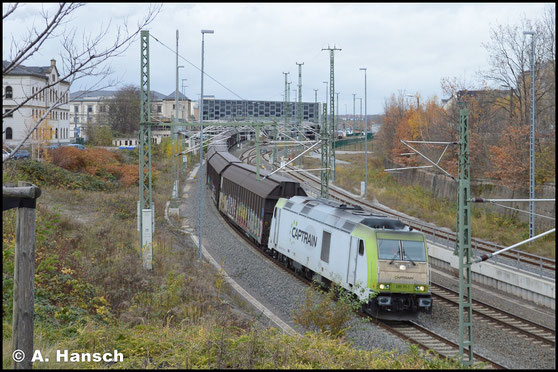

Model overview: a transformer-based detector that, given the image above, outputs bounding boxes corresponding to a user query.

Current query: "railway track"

[216,200,506,368]
[278,160,555,273]
[431,283,555,348]
[378,319,506,368]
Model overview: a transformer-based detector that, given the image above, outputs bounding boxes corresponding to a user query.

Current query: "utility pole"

[524,30,536,238]
[283,72,290,140]
[457,104,473,365]
[360,67,368,198]
[296,62,303,142]
[322,46,341,183]
[172,30,183,200]
[138,30,154,270]
[314,88,319,124]
[353,93,356,129]
[320,103,329,198]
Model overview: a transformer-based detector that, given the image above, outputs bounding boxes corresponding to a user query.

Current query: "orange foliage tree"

[48,147,139,187]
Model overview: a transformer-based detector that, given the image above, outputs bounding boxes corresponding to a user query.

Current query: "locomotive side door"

[272,207,281,248]
[347,236,358,286]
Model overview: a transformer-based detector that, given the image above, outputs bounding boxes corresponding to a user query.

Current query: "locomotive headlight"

[399,264,406,271]
[415,285,425,292]
[379,283,390,290]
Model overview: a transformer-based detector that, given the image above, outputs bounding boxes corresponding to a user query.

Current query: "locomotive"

[205,130,432,319]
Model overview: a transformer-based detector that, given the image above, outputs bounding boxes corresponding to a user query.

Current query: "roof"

[3,60,68,84]
[282,196,408,233]
[69,89,167,102]
[163,90,190,101]
[3,60,51,79]
[208,150,241,174]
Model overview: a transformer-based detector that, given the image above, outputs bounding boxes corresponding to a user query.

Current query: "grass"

[3,147,470,369]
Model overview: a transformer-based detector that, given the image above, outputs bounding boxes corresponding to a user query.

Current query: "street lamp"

[198,29,214,261]
[359,67,368,198]
[523,30,535,238]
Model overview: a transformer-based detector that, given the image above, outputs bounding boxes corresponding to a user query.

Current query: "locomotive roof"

[281,195,407,233]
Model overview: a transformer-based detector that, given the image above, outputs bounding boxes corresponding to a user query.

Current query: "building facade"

[69,90,193,141]
[3,59,71,147]
[200,97,320,122]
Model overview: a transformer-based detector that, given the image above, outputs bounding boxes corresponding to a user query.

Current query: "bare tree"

[2,2,162,161]
[480,5,555,132]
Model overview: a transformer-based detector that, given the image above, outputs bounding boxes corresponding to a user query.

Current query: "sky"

[3,2,553,115]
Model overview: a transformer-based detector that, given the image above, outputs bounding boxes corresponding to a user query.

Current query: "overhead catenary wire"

[150,33,247,102]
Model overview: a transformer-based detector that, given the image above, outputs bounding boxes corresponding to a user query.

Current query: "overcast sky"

[3,2,553,114]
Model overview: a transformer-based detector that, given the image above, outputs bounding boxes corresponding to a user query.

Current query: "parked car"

[12,149,31,160]
[62,143,86,150]
[46,144,61,149]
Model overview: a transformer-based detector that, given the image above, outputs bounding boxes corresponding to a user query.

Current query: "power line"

[150,33,247,102]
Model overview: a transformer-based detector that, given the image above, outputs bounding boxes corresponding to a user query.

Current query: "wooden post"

[3,182,41,369]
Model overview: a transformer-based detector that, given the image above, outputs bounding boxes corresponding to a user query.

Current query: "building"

[69,89,193,141]
[3,59,71,147]
[200,97,320,122]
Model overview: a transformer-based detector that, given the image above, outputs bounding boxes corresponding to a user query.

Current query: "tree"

[480,4,555,132]
[2,3,162,161]
[86,124,113,147]
[107,85,141,136]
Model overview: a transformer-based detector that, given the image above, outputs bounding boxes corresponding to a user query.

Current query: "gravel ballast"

[178,163,555,369]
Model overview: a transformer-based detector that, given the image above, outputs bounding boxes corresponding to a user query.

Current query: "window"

[358,240,365,256]
[378,239,401,261]
[87,105,92,113]
[5,86,13,99]
[377,239,426,262]
[5,127,13,139]
[320,231,331,263]
[5,109,13,118]
[401,240,427,262]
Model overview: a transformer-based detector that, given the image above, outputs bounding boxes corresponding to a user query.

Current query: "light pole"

[360,67,368,198]
[198,29,213,261]
[353,93,356,127]
[314,88,318,123]
[523,30,536,238]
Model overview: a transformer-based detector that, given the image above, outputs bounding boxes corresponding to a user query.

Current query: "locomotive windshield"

[378,239,426,262]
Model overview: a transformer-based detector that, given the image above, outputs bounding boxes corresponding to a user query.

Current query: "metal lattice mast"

[282,72,289,160]
[457,106,473,365]
[320,103,329,198]
[322,46,341,183]
[139,30,153,270]
[524,31,536,238]
[296,62,303,141]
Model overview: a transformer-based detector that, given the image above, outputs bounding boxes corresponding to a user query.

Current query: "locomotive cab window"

[358,240,364,256]
[378,239,400,260]
[401,240,427,262]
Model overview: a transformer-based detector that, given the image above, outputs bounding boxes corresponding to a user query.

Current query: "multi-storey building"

[200,96,320,122]
[2,59,71,147]
[69,90,193,141]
